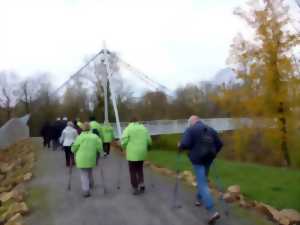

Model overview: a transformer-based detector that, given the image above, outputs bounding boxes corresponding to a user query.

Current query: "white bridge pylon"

[102,42,123,140]
[53,42,172,135]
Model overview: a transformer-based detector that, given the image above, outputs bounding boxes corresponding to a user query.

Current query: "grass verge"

[147,149,300,211]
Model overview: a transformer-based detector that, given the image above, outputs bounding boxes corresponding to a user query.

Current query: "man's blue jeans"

[193,164,214,212]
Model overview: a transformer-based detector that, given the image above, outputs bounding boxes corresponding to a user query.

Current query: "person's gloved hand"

[177,142,183,154]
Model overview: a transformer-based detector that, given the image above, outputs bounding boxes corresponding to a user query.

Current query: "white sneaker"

[195,201,202,207]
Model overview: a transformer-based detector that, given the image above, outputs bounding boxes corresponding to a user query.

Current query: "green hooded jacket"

[71,131,103,168]
[101,123,115,143]
[90,121,102,136]
[121,122,152,161]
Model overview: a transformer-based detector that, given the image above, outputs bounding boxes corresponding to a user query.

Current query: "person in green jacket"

[89,116,102,136]
[101,122,115,156]
[121,117,152,195]
[71,122,103,197]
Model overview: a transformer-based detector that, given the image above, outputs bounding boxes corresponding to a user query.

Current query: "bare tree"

[0,71,19,120]
[19,76,40,113]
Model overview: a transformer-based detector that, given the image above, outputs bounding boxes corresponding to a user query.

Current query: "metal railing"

[111,118,255,137]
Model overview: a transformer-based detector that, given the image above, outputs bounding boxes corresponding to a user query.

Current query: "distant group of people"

[40,116,116,196]
[40,117,70,150]
[40,114,223,224]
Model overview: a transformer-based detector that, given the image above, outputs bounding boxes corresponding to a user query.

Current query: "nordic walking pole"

[147,147,155,188]
[98,156,107,194]
[67,155,73,191]
[172,152,182,209]
[116,143,123,190]
[211,161,230,217]
[116,161,122,190]
[147,166,155,189]
[212,161,258,225]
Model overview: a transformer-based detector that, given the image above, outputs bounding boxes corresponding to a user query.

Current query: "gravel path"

[26,139,273,225]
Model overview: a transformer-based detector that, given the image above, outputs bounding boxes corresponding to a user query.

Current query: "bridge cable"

[51,49,103,96]
[118,58,173,96]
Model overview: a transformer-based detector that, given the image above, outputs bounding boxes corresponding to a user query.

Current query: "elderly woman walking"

[121,117,152,195]
[60,121,78,167]
[71,122,103,197]
[101,122,115,157]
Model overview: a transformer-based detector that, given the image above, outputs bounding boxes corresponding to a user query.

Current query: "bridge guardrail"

[111,118,262,138]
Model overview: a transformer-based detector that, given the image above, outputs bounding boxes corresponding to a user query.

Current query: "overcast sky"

[0,0,298,91]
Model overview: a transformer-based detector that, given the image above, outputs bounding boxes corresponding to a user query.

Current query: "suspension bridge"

[50,42,254,137]
[0,42,256,147]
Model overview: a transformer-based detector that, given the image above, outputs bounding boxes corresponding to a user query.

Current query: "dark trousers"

[64,146,74,167]
[128,161,144,189]
[103,143,110,155]
[52,139,60,151]
[43,136,51,148]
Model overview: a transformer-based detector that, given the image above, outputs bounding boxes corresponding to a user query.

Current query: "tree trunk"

[278,102,291,166]
[6,108,11,120]
[5,97,11,120]
[25,100,30,113]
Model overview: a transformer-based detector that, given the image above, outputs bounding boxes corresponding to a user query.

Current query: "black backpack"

[197,127,217,160]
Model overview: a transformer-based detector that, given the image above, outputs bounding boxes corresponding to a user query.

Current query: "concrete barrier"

[0,115,30,150]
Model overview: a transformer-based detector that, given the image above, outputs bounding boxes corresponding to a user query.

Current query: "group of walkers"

[41,117,116,196]
[40,117,74,150]
[41,114,223,224]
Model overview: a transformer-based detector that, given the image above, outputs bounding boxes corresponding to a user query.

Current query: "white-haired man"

[179,115,223,224]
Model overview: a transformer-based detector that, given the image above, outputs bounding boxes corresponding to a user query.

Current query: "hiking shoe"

[195,201,202,207]
[208,212,220,225]
[82,191,91,198]
[132,188,140,195]
[139,185,146,194]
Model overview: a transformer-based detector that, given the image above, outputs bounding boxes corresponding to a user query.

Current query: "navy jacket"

[179,121,223,165]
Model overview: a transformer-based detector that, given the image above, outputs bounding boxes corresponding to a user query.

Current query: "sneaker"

[208,212,220,225]
[82,191,91,198]
[195,201,202,207]
[132,188,140,195]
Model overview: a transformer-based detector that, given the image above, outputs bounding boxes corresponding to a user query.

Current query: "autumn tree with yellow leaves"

[221,0,300,166]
